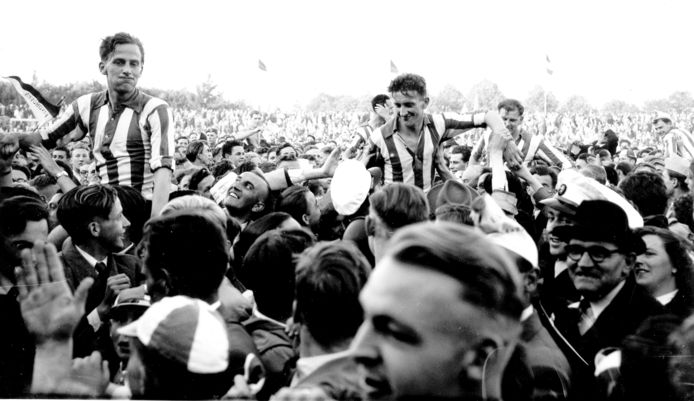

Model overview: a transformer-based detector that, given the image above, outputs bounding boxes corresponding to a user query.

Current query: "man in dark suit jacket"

[552,200,664,400]
[56,185,140,358]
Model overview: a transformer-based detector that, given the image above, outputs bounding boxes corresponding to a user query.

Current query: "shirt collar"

[656,289,678,305]
[98,89,145,114]
[569,280,625,320]
[74,245,107,269]
[521,305,534,322]
[383,114,431,138]
[293,350,353,384]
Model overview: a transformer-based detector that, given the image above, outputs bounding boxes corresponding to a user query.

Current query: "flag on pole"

[390,60,399,74]
[258,59,267,72]
[2,76,60,123]
[545,55,553,75]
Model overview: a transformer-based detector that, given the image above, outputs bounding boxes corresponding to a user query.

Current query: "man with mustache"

[552,200,664,400]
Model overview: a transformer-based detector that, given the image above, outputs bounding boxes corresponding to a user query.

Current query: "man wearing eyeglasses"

[552,199,664,400]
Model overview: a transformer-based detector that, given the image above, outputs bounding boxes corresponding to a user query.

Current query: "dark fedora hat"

[553,200,645,254]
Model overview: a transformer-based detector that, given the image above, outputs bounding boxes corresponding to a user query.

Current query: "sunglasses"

[565,244,620,263]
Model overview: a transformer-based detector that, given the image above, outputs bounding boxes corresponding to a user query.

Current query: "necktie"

[86,261,109,313]
[578,298,595,335]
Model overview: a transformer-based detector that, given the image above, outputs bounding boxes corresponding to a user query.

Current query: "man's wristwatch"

[54,171,69,180]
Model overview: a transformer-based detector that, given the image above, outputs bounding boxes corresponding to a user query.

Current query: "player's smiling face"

[392,91,428,130]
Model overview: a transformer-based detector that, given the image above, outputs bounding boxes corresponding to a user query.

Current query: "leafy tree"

[602,99,639,114]
[667,91,694,113]
[467,80,504,110]
[306,93,362,113]
[429,84,465,112]
[525,86,559,113]
[560,95,593,114]
[196,75,224,109]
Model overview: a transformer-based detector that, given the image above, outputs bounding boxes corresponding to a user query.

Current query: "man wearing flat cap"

[552,200,664,400]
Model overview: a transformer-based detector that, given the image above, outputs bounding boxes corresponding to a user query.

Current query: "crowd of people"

[5,31,694,400]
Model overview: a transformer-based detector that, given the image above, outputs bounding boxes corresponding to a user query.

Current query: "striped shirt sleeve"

[440,112,487,141]
[147,103,175,171]
[40,97,87,148]
[664,133,677,159]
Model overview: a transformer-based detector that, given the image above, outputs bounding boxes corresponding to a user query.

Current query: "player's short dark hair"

[99,32,145,63]
[497,99,525,116]
[388,73,427,97]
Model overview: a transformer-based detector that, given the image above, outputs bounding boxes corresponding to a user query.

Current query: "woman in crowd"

[634,226,694,319]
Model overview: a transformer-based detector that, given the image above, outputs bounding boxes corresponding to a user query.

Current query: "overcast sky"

[2,0,693,109]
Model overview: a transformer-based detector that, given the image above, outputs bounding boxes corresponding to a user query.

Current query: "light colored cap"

[541,169,643,229]
[118,296,230,374]
[665,155,690,177]
[330,160,371,216]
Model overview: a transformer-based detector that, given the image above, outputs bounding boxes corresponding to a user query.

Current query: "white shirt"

[291,350,353,386]
[568,280,626,331]
[75,245,108,331]
[554,259,569,278]
[521,305,534,322]
[656,289,678,306]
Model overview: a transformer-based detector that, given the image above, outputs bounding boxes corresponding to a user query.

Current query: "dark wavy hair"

[295,241,371,347]
[239,228,315,322]
[635,226,694,318]
[388,73,427,97]
[185,141,207,163]
[142,211,228,302]
[57,185,118,243]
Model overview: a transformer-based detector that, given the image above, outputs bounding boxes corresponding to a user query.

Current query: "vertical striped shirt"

[369,112,486,192]
[40,90,174,197]
[663,127,694,160]
[472,128,573,168]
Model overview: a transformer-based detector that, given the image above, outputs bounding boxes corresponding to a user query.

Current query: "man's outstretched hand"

[17,241,93,343]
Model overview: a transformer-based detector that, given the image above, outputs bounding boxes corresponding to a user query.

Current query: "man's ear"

[422,96,430,108]
[523,268,541,297]
[98,61,106,75]
[88,221,101,238]
[251,201,265,213]
[301,213,310,226]
[460,334,519,401]
[365,216,376,237]
[623,253,636,276]
[149,268,171,302]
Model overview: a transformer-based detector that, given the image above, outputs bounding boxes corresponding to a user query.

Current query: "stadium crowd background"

[3,79,694,152]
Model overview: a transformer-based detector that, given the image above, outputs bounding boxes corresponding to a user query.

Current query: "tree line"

[2,76,694,115]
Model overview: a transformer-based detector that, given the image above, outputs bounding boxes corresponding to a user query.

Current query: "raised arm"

[16,241,106,396]
[29,145,77,193]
